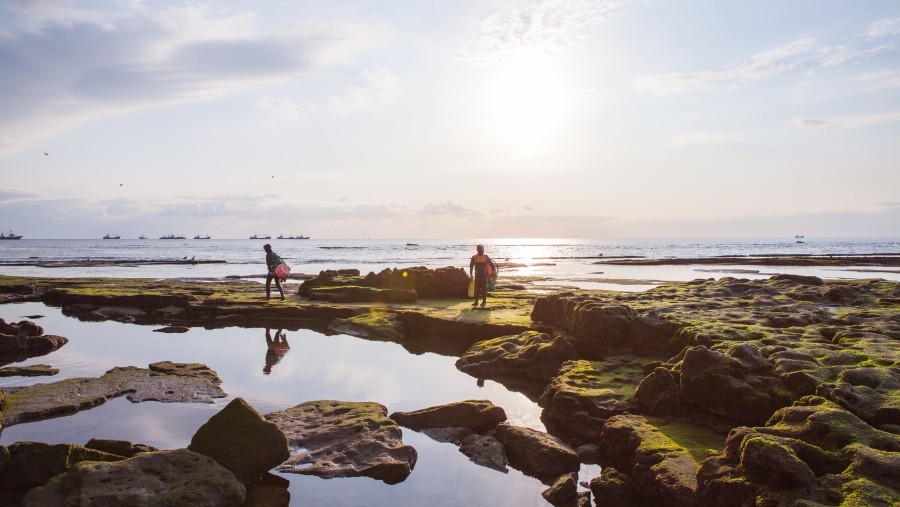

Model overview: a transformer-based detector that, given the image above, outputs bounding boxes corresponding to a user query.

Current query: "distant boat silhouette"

[250,234,272,239]
[103,233,120,239]
[160,234,186,240]
[795,235,804,238]
[139,235,148,239]
[277,234,310,239]
[0,230,23,240]
[194,234,211,240]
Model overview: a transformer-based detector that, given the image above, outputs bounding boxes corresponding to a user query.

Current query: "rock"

[189,398,290,485]
[329,311,405,341]
[542,473,578,504]
[493,423,579,483]
[455,331,579,382]
[634,366,680,416]
[267,400,418,484]
[299,266,469,299]
[598,414,700,507]
[1,362,226,427]
[390,400,507,433]
[677,346,780,426]
[0,442,124,496]
[590,467,633,507]
[20,448,246,507]
[740,435,817,490]
[84,439,157,458]
[540,358,645,443]
[0,364,58,377]
[459,433,508,471]
[244,484,290,507]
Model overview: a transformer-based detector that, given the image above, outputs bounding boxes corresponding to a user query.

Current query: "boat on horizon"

[250,234,272,240]
[139,235,148,239]
[160,234,186,240]
[277,234,310,239]
[194,234,211,240]
[103,233,121,240]
[0,230,23,240]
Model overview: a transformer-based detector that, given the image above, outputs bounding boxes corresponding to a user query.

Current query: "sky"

[1,0,899,239]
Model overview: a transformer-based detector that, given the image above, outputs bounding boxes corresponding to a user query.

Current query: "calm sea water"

[0,239,897,505]
[1,237,898,290]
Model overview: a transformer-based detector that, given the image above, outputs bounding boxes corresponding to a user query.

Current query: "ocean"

[1,237,898,290]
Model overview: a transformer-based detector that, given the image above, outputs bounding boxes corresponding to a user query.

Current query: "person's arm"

[469,256,475,277]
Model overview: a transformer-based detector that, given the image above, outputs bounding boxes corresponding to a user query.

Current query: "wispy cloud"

[255,68,406,122]
[417,201,480,217]
[458,0,632,65]
[633,39,816,95]
[0,3,371,152]
[867,17,900,38]
[855,69,900,89]
[819,44,894,67]
[667,133,744,147]
[794,111,900,129]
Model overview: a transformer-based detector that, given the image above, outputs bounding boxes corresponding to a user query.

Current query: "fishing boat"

[103,233,121,239]
[250,234,272,240]
[194,234,211,240]
[0,230,23,240]
[139,235,148,239]
[160,234,186,240]
[277,234,310,239]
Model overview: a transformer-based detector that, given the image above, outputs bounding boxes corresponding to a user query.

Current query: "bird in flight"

[44,152,49,156]
[119,183,123,186]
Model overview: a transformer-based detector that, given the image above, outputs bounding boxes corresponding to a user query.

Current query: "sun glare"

[488,52,568,153]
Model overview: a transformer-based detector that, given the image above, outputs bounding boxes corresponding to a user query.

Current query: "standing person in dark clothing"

[263,243,285,299]
[469,244,498,307]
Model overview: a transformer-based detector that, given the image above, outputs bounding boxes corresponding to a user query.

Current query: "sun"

[487,52,568,153]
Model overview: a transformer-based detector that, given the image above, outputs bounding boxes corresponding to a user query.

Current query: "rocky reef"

[0,271,897,506]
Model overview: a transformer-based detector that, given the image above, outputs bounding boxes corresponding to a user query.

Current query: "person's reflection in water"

[477,378,485,388]
[264,327,290,375]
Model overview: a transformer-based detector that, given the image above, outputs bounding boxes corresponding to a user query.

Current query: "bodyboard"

[467,278,475,298]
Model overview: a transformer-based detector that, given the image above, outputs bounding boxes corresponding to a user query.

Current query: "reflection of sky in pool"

[0,302,569,506]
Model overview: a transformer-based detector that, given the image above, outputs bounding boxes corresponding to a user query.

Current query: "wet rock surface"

[390,399,507,433]
[1,362,225,427]
[455,330,579,382]
[0,364,58,377]
[188,397,290,486]
[493,423,580,483]
[0,318,68,367]
[20,448,246,507]
[266,400,418,484]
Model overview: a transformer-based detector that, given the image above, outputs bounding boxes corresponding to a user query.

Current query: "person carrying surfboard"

[469,244,498,307]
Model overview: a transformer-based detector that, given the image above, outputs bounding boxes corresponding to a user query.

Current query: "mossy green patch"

[653,421,728,462]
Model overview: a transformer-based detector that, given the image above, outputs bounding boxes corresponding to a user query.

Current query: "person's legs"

[474,271,486,306]
[265,273,273,299]
[274,276,285,298]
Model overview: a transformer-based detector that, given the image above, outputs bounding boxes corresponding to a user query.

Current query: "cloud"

[325,69,406,115]
[255,68,405,122]
[792,118,829,127]
[855,69,900,89]
[417,201,480,217]
[633,39,817,95]
[458,0,632,65]
[0,3,367,152]
[867,17,900,38]
[0,189,41,202]
[820,44,894,67]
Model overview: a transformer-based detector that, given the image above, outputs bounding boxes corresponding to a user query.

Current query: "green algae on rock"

[266,400,418,484]
[1,362,225,427]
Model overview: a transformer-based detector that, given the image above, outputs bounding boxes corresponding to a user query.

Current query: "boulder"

[267,400,418,484]
[634,367,680,416]
[189,398,290,485]
[0,442,124,497]
[390,400,507,433]
[589,467,633,507]
[542,473,578,504]
[0,364,58,377]
[455,331,579,382]
[739,435,817,490]
[20,449,246,507]
[299,266,469,299]
[459,434,508,471]
[599,415,700,507]
[493,423,579,483]
[540,358,644,443]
